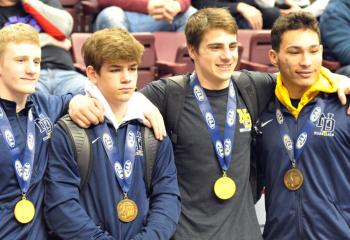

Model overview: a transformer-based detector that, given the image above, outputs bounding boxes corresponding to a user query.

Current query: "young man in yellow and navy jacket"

[255,12,350,239]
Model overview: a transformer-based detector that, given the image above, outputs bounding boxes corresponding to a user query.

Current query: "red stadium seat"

[154,32,190,77]
[237,30,278,72]
[132,33,158,89]
[70,32,90,72]
[322,59,341,72]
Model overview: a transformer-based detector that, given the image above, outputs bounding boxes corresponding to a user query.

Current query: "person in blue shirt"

[44,28,181,240]
[320,0,350,77]
[0,23,107,240]
[255,12,350,239]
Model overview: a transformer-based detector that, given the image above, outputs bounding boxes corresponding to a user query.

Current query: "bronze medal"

[284,167,304,191]
[14,197,35,224]
[214,175,236,200]
[117,198,138,222]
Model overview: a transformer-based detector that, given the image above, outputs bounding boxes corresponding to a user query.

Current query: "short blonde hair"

[0,23,40,58]
[82,28,144,73]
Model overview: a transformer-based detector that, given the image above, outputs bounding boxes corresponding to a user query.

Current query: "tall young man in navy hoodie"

[44,28,181,240]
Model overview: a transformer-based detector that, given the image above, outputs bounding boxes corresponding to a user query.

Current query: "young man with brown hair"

[141,7,276,239]
[255,12,350,239]
[44,28,181,240]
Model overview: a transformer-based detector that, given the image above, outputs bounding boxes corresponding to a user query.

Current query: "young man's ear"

[268,49,278,67]
[187,44,197,62]
[86,65,98,84]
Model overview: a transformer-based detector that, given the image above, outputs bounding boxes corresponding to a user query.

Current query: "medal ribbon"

[275,98,325,165]
[190,74,237,171]
[0,106,35,193]
[99,123,139,194]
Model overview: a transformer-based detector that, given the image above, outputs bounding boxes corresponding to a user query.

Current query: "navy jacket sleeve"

[132,137,181,240]
[44,125,115,240]
[248,71,276,116]
[31,92,72,122]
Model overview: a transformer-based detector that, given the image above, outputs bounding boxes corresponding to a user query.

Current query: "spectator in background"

[274,0,329,18]
[191,0,280,29]
[0,0,88,95]
[320,0,350,77]
[93,0,197,32]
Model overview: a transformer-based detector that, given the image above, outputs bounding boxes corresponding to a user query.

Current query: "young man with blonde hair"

[0,23,104,239]
[44,28,181,240]
[0,0,89,95]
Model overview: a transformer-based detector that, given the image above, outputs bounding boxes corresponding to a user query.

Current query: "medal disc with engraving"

[214,176,236,200]
[284,168,304,191]
[117,198,138,222]
[14,198,35,224]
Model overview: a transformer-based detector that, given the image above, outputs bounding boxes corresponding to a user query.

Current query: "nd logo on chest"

[34,114,53,141]
[314,112,336,137]
[309,106,336,137]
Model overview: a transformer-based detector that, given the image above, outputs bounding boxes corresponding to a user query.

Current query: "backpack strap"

[163,74,188,144]
[233,70,275,203]
[234,70,276,124]
[57,115,92,191]
[233,71,259,124]
[142,126,160,196]
[232,71,260,203]
[57,116,161,196]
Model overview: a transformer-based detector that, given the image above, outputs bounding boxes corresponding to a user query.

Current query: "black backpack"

[57,115,159,195]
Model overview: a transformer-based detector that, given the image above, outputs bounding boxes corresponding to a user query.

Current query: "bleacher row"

[70,30,342,90]
[61,0,342,89]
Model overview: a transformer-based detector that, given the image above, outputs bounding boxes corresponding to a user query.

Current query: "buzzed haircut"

[0,23,40,58]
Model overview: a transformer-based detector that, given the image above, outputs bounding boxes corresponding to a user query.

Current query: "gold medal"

[117,196,138,223]
[284,167,304,191]
[214,172,236,200]
[14,195,35,224]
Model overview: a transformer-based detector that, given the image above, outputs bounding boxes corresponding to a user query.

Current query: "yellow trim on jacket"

[275,67,338,118]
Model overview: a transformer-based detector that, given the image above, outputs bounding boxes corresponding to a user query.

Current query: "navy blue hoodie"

[0,93,71,240]
[45,120,181,240]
